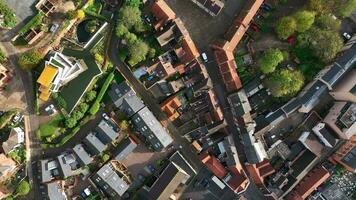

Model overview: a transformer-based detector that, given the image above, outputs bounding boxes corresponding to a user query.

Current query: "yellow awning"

[37,65,58,88]
[39,92,51,101]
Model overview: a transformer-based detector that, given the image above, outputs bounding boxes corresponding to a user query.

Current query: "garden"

[0,0,16,28]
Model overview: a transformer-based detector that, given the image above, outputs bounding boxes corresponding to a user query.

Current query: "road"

[108,34,203,171]
[0,28,41,199]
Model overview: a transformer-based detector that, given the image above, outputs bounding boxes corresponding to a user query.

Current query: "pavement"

[5,0,37,22]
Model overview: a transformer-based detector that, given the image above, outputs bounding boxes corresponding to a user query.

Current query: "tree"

[127,40,149,66]
[14,180,30,197]
[77,10,85,20]
[315,14,341,31]
[101,153,110,162]
[118,6,142,30]
[305,0,328,14]
[66,10,76,20]
[147,48,156,59]
[115,23,128,37]
[293,10,316,32]
[275,16,297,39]
[85,20,99,33]
[124,32,137,44]
[119,120,129,130]
[94,53,104,64]
[259,49,284,74]
[85,90,97,102]
[72,110,84,121]
[298,28,343,62]
[18,50,43,70]
[78,103,89,114]
[65,118,77,128]
[336,0,356,18]
[266,69,304,97]
[124,0,141,7]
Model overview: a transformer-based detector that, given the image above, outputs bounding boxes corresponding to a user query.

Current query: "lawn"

[37,114,64,139]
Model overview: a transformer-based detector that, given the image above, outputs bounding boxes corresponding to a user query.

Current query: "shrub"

[0,110,17,129]
[18,50,43,70]
[0,48,5,64]
[0,0,17,28]
[53,94,67,109]
[65,117,77,128]
[14,180,30,197]
[89,101,100,115]
[85,90,97,102]
[66,10,77,20]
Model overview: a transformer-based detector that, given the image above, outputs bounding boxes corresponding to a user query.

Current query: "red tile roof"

[201,152,228,179]
[246,159,275,186]
[286,166,330,200]
[227,166,249,193]
[150,0,176,30]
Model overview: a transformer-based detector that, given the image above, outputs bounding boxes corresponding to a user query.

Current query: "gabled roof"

[114,137,137,161]
[57,153,77,178]
[201,152,228,179]
[96,120,119,144]
[46,182,67,200]
[109,81,135,108]
[72,144,93,166]
[83,132,106,155]
[120,95,145,118]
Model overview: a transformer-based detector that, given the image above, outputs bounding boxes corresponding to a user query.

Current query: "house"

[285,166,330,200]
[188,89,224,126]
[37,51,85,101]
[23,28,44,45]
[169,151,197,178]
[190,0,225,16]
[108,81,136,108]
[298,132,325,157]
[2,127,24,154]
[35,0,56,16]
[120,95,145,118]
[182,60,209,90]
[43,181,67,200]
[211,0,264,93]
[83,132,106,155]
[72,144,93,166]
[0,154,16,181]
[201,152,228,179]
[57,153,79,179]
[131,106,173,151]
[228,89,252,124]
[142,162,190,200]
[114,137,137,162]
[90,161,131,198]
[160,96,182,121]
[312,123,339,148]
[329,69,356,102]
[147,54,176,79]
[329,135,356,173]
[96,120,119,145]
[324,102,356,139]
[246,159,275,186]
[150,0,176,30]
[40,159,60,183]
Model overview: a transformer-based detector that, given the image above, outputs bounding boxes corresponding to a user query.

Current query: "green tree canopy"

[119,120,129,130]
[18,50,43,70]
[15,180,30,197]
[336,0,356,18]
[85,90,97,102]
[115,23,129,37]
[266,69,304,97]
[298,28,343,62]
[315,14,341,31]
[259,49,284,74]
[118,6,143,31]
[127,40,149,66]
[124,0,141,7]
[305,0,330,14]
[293,10,316,32]
[66,10,77,20]
[275,16,297,39]
[65,118,77,128]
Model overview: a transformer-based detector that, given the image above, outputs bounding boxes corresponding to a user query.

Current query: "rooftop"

[72,144,93,166]
[114,137,137,162]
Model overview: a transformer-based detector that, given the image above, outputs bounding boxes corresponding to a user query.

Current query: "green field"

[37,114,64,139]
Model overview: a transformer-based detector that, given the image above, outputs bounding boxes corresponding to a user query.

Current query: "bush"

[101,153,110,162]
[0,48,5,64]
[96,72,115,102]
[14,180,30,197]
[85,90,97,102]
[66,10,77,20]
[65,117,77,129]
[18,12,44,35]
[0,0,17,28]
[18,50,43,70]
[0,110,17,129]
[89,101,100,115]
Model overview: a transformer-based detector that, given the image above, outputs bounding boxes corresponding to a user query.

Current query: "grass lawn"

[37,114,64,139]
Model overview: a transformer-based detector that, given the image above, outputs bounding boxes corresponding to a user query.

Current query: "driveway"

[5,0,37,22]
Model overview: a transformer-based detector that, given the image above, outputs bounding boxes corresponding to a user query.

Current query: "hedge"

[89,72,114,115]
[18,12,44,36]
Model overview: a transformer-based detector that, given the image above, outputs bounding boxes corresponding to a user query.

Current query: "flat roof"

[341,147,356,170]
[37,65,58,87]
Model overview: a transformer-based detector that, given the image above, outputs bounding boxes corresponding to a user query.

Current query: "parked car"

[45,104,57,115]
[102,113,110,120]
[147,164,156,173]
[343,32,351,40]
[201,53,208,62]
[49,24,59,33]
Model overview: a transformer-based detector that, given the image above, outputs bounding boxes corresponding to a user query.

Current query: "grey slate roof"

[72,144,93,166]
[91,162,130,197]
[57,153,77,178]
[96,120,119,144]
[46,182,66,200]
[281,98,301,116]
[243,78,264,97]
[109,81,135,107]
[240,129,261,164]
[228,90,251,117]
[114,137,137,161]
[83,132,106,155]
[341,147,356,170]
[169,151,197,179]
[120,95,145,118]
[40,159,59,183]
[132,106,173,151]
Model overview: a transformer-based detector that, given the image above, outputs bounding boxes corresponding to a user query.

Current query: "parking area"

[5,0,37,22]
[121,143,168,178]
[165,0,243,51]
